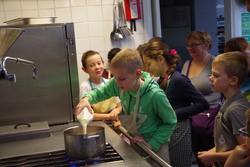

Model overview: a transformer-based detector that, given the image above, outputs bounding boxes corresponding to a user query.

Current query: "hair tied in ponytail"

[170,49,177,56]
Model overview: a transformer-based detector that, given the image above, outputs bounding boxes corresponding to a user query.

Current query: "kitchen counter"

[0,121,151,167]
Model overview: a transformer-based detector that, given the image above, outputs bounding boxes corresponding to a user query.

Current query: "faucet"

[0,56,37,82]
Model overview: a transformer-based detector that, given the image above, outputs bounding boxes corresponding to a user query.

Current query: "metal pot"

[63,125,106,160]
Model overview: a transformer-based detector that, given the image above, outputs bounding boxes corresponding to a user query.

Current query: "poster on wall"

[242,13,250,43]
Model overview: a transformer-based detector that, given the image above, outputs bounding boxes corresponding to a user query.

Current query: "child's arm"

[225,144,250,167]
[75,97,92,116]
[147,92,177,151]
[198,140,245,167]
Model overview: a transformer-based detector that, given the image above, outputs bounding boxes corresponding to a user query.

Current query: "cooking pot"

[63,125,106,160]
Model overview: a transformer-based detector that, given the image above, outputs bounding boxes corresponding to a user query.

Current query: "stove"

[0,143,123,167]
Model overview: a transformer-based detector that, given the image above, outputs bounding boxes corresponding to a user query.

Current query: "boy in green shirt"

[75,49,177,165]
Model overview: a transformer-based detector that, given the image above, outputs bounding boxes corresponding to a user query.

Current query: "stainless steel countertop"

[0,121,151,167]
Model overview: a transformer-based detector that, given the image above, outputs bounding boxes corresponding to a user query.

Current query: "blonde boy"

[198,52,250,167]
[75,49,177,165]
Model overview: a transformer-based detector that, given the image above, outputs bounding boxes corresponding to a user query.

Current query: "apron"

[118,79,170,166]
[89,78,117,113]
[118,80,141,136]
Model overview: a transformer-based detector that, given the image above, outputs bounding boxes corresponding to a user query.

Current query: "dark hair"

[81,50,102,68]
[107,48,121,61]
[224,37,249,54]
[143,41,181,90]
[148,37,166,44]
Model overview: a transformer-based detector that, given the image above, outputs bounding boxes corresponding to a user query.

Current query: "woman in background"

[181,30,221,167]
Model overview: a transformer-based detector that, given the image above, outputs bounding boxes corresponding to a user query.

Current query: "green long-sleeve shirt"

[84,72,177,151]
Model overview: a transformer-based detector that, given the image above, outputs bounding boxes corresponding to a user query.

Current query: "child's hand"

[108,108,120,121]
[132,135,152,149]
[225,144,250,167]
[197,151,215,167]
[74,97,92,117]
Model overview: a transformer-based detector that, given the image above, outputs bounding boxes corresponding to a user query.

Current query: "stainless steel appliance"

[0,23,79,127]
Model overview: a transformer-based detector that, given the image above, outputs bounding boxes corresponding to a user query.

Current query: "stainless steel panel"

[0,121,152,167]
[0,23,79,126]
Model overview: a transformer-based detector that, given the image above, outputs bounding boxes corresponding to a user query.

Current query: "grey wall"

[194,0,219,56]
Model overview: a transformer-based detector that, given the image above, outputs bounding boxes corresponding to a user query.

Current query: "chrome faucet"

[0,56,37,82]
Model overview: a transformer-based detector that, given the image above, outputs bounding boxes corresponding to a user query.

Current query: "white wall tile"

[130,18,144,34]
[102,5,112,21]
[22,10,39,17]
[3,0,21,11]
[102,0,113,5]
[0,0,5,11]
[38,0,54,9]
[39,9,56,17]
[55,8,72,23]
[86,0,101,6]
[103,20,113,36]
[88,22,104,37]
[89,37,105,52]
[5,10,22,21]
[21,0,38,10]
[0,0,147,86]
[71,7,87,22]
[74,22,89,38]
[54,0,70,8]
[76,38,90,54]
[70,0,86,7]
[87,6,102,21]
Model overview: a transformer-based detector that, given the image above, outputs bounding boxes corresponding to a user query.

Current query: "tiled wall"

[0,0,147,85]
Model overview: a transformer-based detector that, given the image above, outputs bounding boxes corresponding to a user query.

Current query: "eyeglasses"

[186,43,202,49]
[239,127,250,137]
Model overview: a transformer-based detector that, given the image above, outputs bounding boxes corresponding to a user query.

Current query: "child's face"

[209,64,232,92]
[111,68,141,92]
[143,55,165,77]
[83,54,104,78]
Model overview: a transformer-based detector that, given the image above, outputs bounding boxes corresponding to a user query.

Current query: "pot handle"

[14,123,31,129]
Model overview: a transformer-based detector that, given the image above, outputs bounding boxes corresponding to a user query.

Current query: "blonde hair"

[186,30,213,50]
[110,49,142,73]
[212,51,248,86]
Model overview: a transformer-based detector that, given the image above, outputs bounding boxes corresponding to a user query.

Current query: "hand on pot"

[132,136,152,150]
[74,97,93,116]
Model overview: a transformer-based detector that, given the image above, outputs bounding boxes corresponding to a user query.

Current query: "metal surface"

[0,121,50,143]
[0,28,23,58]
[0,143,124,166]
[64,125,106,160]
[118,125,172,167]
[1,56,37,82]
[0,121,152,167]
[0,23,79,126]
[4,17,57,25]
